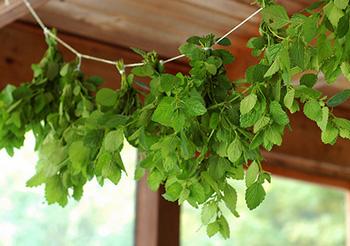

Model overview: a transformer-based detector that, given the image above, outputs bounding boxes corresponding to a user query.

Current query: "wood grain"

[0,0,47,28]
[19,0,316,58]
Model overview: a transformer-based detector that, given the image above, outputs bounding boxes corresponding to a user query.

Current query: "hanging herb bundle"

[1,0,350,239]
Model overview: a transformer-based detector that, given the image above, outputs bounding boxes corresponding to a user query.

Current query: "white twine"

[21,0,262,73]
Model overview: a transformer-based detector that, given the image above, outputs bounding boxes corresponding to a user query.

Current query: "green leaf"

[206,222,220,238]
[205,63,217,75]
[209,112,219,129]
[227,139,243,163]
[245,161,259,187]
[131,64,154,77]
[334,0,349,10]
[208,156,228,180]
[45,175,68,207]
[102,160,121,185]
[262,5,289,30]
[201,171,220,193]
[240,94,257,115]
[304,100,322,121]
[201,202,217,225]
[72,185,84,201]
[163,181,183,202]
[103,129,124,152]
[254,116,270,133]
[223,184,238,215]
[264,125,283,146]
[264,59,280,77]
[284,88,295,110]
[324,2,344,27]
[96,88,118,107]
[0,84,15,105]
[300,74,318,88]
[341,62,350,80]
[68,141,90,173]
[245,182,266,210]
[246,64,269,83]
[303,15,318,43]
[134,165,145,181]
[96,152,112,176]
[289,38,305,69]
[217,37,231,46]
[183,97,207,117]
[333,117,350,130]
[160,74,178,95]
[218,216,230,239]
[212,49,235,64]
[152,97,184,130]
[147,170,163,191]
[321,123,339,144]
[317,107,329,132]
[60,63,70,76]
[270,101,289,125]
[190,182,206,204]
[179,43,205,60]
[327,89,350,107]
[337,14,349,38]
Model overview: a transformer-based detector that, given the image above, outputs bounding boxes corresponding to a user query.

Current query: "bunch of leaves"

[247,0,350,147]
[126,0,350,238]
[2,0,350,240]
[122,34,271,239]
[26,57,141,206]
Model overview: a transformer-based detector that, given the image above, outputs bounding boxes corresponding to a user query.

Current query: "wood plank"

[20,0,315,58]
[21,0,259,58]
[263,152,350,189]
[0,0,47,28]
[263,108,350,189]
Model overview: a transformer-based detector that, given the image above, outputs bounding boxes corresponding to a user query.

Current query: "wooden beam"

[263,108,350,189]
[21,0,257,58]
[347,192,350,246]
[0,0,47,28]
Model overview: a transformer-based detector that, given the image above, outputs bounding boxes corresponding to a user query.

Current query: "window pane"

[0,133,137,246]
[181,176,346,246]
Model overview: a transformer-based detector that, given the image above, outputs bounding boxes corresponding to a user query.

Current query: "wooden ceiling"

[21,0,314,58]
[20,0,349,90]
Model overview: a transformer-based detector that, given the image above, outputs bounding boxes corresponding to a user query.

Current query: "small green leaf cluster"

[1,0,350,239]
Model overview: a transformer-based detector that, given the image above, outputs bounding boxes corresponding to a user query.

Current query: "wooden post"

[347,192,350,246]
[135,176,180,246]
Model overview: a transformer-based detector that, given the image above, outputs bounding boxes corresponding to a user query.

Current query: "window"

[181,176,346,246]
[0,133,137,246]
